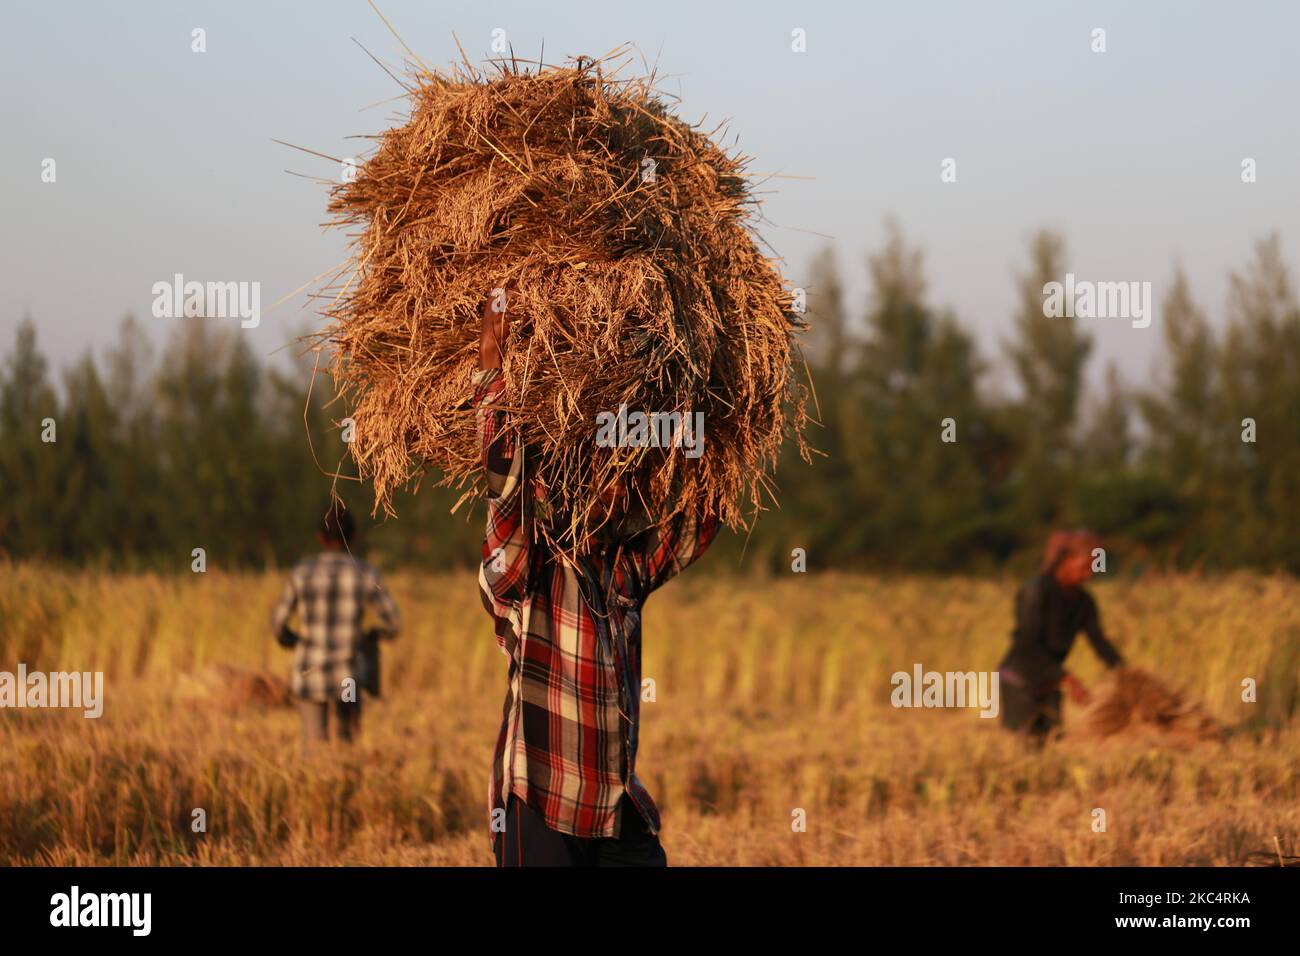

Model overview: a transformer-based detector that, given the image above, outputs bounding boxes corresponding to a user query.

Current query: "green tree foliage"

[1004,230,1094,528]
[1214,235,1300,567]
[850,223,989,568]
[0,320,62,556]
[1,227,1298,573]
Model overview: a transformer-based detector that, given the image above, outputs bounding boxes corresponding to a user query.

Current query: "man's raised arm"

[638,503,720,595]
[474,286,530,614]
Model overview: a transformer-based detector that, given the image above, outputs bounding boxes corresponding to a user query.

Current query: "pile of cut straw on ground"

[173,665,291,714]
[324,51,809,545]
[1078,666,1223,745]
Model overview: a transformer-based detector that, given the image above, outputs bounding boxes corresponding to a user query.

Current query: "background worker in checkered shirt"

[271,502,401,747]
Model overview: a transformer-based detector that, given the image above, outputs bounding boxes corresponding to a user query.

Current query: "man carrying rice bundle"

[325,55,807,865]
[997,530,1125,744]
[474,289,717,866]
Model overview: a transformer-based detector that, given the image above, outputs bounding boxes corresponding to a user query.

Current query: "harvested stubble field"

[2,564,1297,866]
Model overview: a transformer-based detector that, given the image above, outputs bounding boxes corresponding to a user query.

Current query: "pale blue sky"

[2,0,1297,389]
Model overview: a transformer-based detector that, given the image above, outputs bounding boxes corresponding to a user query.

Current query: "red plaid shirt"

[472,368,718,842]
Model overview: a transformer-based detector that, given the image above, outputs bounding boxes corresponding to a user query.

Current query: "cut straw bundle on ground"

[173,665,292,714]
[324,51,809,545]
[1076,666,1223,745]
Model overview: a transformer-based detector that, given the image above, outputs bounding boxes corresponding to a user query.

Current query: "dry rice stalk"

[322,50,810,549]
[173,665,292,713]
[1077,665,1223,745]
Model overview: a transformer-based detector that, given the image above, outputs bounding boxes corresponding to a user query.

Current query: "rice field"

[1,564,1297,866]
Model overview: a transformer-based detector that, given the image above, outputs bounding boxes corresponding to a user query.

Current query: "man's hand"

[479,285,513,370]
[1061,673,1091,705]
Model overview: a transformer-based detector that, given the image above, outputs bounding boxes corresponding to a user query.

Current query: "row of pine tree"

[1,225,1297,573]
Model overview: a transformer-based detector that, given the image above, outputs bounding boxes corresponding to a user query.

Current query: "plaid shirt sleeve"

[473,367,531,616]
[363,567,402,639]
[638,504,720,594]
[270,575,299,648]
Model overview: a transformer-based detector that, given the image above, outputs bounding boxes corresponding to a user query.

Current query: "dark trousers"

[1001,684,1061,743]
[297,697,362,747]
[494,794,668,867]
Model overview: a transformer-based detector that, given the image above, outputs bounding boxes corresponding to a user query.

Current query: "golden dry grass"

[1,564,1296,866]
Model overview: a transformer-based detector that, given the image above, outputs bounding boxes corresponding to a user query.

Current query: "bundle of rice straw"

[1078,666,1222,745]
[323,50,810,548]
